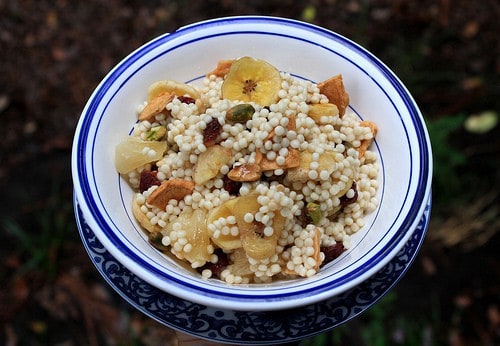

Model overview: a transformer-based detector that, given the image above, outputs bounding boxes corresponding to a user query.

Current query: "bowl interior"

[72,16,431,311]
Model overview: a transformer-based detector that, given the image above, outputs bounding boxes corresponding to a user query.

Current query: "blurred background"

[1,1,498,345]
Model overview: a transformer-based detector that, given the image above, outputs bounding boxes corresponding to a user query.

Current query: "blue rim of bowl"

[72,16,432,307]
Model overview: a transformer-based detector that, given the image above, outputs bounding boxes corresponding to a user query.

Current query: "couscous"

[115,57,379,284]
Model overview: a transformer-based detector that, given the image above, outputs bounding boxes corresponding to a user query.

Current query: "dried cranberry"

[339,181,358,208]
[203,117,222,146]
[178,95,196,104]
[222,175,242,195]
[197,249,229,279]
[320,242,346,266]
[139,170,161,193]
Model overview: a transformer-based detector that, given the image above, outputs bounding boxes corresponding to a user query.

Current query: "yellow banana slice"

[221,56,281,106]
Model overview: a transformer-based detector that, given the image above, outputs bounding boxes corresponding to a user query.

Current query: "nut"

[226,103,255,123]
[145,125,167,141]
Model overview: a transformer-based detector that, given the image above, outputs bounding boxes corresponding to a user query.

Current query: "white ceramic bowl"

[72,16,432,311]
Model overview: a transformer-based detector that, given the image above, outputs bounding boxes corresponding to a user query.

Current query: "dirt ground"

[1,1,499,345]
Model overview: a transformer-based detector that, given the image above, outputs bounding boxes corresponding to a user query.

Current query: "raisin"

[139,170,161,193]
[203,117,222,146]
[177,95,196,104]
[339,181,358,208]
[320,242,346,266]
[197,249,229,279]
[222,174,242,195]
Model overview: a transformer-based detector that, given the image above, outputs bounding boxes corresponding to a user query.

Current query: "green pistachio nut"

[226,104,255,123]
[146,125,167,141]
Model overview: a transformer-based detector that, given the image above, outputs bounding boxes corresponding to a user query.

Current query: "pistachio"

[145,125,167,141]
[306,202,322,224]
[226,103,255,123]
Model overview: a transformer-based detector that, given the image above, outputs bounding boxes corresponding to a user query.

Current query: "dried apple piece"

[207,198,242,250]
[138,91,175,122]
[146,179,195,210]
[308,103,339,124]
[193,145,233,185]
[131,196,162,233]
[228,163,261,182]
[234,194,283,260]
[318,74,349,117]
[168,209,212,267]
[358,120,378,158]
[207,59,234,78]
[147,80,200,101]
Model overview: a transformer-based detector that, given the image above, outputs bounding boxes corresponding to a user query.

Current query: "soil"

[1,1,499,345]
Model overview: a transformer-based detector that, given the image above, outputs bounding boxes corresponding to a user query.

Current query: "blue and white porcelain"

[72,16,432,312]
[75,196,430,344]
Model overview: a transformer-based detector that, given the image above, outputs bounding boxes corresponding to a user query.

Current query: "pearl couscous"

[115,57,379,284]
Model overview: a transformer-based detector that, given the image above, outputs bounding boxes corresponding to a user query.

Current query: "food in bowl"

[115,56,379,284]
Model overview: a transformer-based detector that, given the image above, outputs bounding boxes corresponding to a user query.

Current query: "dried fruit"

[138,92,175,122]
[257,148,300,171]
[115,136,167,174]
[177,95,196,104]
[146,179,195,210]
[339,181,358,207]
[358,121,378,158]
[207,59,234,78]
[139,170,161,193]
[228,163,261,182]
[202,117,223,146]
[320,242,345,266]
[308,103,339,124]
[207,198,241,250]
[234,194,283,260]
[222,175,242,195]
[147,80,200,101]
[198,248,229,279]
[180,209,212,265]
[226,103,255,123]
[221,56,282,106]
[193,145,233,185]
[318,74,350,117]
[229,248,254,277]
[131,197,162,233]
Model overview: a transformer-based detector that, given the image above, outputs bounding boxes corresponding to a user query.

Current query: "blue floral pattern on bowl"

[75,196,430,344]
